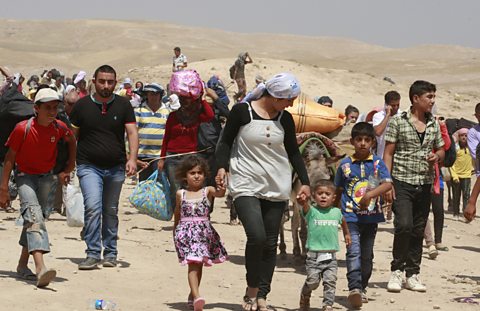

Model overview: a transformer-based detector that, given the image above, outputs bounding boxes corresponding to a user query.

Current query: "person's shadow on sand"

[56,257,131,268]
[166,301,295,310]
[0,269,68,286]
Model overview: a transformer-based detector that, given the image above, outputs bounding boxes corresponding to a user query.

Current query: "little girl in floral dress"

[173,155,228,311]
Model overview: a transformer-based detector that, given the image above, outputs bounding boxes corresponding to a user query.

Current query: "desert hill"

[1,19,479,117]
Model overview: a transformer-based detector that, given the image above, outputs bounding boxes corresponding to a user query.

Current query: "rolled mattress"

[286,93,345,134]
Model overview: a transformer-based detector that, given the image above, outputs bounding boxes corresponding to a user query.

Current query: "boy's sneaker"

[362,289,368,303]
[78,257,100,270]
[299,293,310,311]
[428,245,438,259]
[103,257,117,268]
[405,274,427,292]
[321,306,333,311]
[387,270,403,292]
[348,289,363,309]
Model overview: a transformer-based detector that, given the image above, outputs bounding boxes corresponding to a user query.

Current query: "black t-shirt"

[70,94,136,169]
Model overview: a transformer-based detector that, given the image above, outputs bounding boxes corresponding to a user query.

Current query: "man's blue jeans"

[15,171,58,253]
[77,164,125,260]
[346,222,378,290]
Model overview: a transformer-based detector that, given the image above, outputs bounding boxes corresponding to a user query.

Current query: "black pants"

[138,159,159,182]
[430,188,444,244]
[452,178,471,216]
[234,196,286,299]
[391,179,431,277]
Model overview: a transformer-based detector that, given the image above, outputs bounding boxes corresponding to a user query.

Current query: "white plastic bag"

[64,184,84,227]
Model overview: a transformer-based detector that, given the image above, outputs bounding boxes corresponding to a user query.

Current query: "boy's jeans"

[77,164,125,260]
[15,171,58,253]
[301,251,338,307]
[346,222,378,290]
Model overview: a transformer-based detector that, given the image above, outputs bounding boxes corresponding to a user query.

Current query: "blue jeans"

[15,171,58,253]
[77,164,125,260]
[346,222,378,290]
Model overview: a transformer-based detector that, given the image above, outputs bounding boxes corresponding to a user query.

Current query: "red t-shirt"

[6,118,71,174]
[160,100,214,157]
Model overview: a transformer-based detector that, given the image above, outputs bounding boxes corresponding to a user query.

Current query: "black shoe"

[78,257,100,270]
[103,257,117,268]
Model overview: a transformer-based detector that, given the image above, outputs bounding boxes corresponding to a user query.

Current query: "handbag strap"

[147,169,159,181]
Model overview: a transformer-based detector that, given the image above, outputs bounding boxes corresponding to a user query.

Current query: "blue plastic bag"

[128,170,173,221]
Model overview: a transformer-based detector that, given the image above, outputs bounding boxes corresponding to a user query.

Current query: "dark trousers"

[164,154,187,207]
[452,178,471,216]
[234,196,286,299]
[430,188,444,244]
[138,159,159,182]
[391,179,431,277]
[346,222,378,290]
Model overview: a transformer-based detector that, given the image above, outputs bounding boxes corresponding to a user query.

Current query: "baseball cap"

[34,88,61,104]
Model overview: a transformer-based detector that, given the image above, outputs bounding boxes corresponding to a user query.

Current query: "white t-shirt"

[372,109,401,158]
[172,54,188,72]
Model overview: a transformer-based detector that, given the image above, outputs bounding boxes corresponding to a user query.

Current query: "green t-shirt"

[302,205,343,252]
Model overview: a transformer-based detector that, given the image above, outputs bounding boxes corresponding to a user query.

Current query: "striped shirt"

[385,109,444,185]
[135,103,170,159]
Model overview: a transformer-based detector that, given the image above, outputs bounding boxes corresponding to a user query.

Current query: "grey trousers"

[301,251,338,307]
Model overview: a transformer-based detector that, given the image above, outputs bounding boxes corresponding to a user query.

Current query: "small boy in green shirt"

[298,180,351,311]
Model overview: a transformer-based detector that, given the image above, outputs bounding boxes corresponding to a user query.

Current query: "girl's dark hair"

[175,155,210,183]
[345,104,359,116]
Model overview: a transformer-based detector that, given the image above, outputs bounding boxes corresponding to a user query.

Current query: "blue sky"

[3,0,479,48]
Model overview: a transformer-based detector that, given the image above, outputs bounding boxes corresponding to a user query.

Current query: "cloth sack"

[129,170,173,221]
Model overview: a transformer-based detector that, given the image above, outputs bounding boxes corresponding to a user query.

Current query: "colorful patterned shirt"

[384,109,444,185]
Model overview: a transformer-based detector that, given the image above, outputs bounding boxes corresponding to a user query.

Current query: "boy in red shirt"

[0,88,76,288]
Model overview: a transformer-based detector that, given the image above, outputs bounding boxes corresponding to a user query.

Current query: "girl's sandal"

[187,293,194,310]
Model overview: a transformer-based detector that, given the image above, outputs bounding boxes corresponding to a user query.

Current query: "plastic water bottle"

[366,175,380,212]
[90,299,117,310]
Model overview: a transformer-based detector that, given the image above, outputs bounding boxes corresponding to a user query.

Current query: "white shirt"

[372,108,401,158]
[172,54,188,72]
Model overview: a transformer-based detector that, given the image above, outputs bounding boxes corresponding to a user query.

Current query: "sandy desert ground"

[0,183,479,311]
[0,19,480,310]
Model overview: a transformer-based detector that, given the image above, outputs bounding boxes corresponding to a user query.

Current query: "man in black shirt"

[70,65,138,270]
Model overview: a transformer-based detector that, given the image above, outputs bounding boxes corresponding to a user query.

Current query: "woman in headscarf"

[158,70,214,206]
[215,73,310,310]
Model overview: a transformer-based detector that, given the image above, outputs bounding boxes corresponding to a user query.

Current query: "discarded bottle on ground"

[90,299,117,310]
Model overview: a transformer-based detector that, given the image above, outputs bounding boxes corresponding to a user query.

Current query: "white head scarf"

[244,73,301,102]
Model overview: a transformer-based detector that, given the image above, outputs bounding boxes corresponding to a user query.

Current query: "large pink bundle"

[169,70,204,99]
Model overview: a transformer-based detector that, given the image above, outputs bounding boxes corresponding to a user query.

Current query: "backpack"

[24,117,69,174]
[229,65,236,79]
[0,84,35,162]
[442,134,456,168]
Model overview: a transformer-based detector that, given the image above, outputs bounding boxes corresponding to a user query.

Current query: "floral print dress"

[174,188,228,266]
